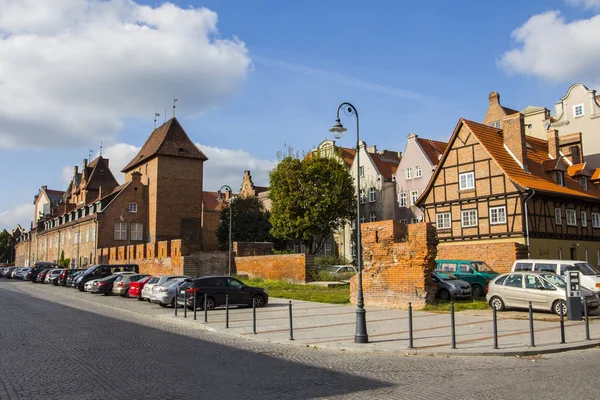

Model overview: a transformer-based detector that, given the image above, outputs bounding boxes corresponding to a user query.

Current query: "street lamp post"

[217,185,233,276]
[330,102,368,344]
[120,208,131,262]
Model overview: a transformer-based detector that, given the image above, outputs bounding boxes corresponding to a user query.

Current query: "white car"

[141,275,189,302]
[84,279,99,292]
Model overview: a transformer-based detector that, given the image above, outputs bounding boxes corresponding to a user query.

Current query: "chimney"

[489,91,500,105]
[131,171,142,183]
[367,145,377,154]
[407,133,418,143]
[74,165,78,176]
[501,113,528,171]
[82,159,88,180]
[547,129,560,159]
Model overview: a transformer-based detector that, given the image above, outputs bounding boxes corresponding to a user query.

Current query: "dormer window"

[581,177,588,190]
[557,171,564,186]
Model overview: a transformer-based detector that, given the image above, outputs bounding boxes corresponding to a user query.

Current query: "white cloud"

[499,11,600,84]
[0,203,34,231]
[0,0,251,149]
[565,0,600,10]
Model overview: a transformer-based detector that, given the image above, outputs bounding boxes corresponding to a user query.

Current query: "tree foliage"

[0,230,12,263]
[216,196,273,250]
[269,150,355,254]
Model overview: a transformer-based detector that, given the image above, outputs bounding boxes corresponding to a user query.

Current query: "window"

[400,219,408,225]
[415,165,422,178]
[369,212,377,222]
[461,210,478,227]
[399,192,407,207]
[440,262,457,272]
[49,237,52,249]
[410,190,419,205]
[369,187,376,202]
[92,227,96,242]
[359,189,365,204]
[359,166,364,177]
[114,222,127,240]
[459,263,470,273]
[489,206,506,224]
[459,172,475,190]
[61,234,64,246]
[525,275,543,289]
[582,212,588,227]
[573,104,584,117]
[592,212,600,228]
[131,223,143,241]
[129,202,138,213]
[489,121,501,128]
[86,229,89,243]
[557,172,564,186]
[55,234,58,248]
[411,218,420,224]
[405,167,413,180]
[494,275,508,285]
[360,215,366,223]
[582,177,588,190]
[324,242,332,257]
[555,208,562,225]
[67,232,71,245]
[566,209,577,226]
[504,274,523,288]
[514,262,533,271]
[436,212,451,229]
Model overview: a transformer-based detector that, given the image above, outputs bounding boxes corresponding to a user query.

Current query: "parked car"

[36,268,52,283]
[58,269,84,286]
[487,271,600,315]
[149,278,188,307]
[23,269,32,281]
[432,271,472,300]
[48,269,66,285]
[66,271,84,287]
[84,278,101,292]
[76,264,139,291]
[30,262,58,282]
[436,260,499,297]
[177,276,269,310]
[141,275,189,302]
[320,265,357,280]
[511,259,600,295]
[0,267,14,278]
[112,274,149,297]
[13,267,29,279]
[91,275,121,295]
[128,276,152,300]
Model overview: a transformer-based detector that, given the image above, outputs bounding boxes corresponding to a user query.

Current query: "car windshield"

[325,266,340,272]
[435,272,458,281]
[160,279,182,288]
[471,261,493,272]
[540,274,566,289]
[574,263,600,276]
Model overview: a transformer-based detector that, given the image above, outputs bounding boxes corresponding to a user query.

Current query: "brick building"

[14,118,208,267]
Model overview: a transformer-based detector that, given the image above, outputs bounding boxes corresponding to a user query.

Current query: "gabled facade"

[417,116,600,272]
[33,186,65,223]
[396,133,447,224]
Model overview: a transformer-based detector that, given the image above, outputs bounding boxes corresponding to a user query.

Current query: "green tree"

[269,150,355,254]
[0,230,12,263]
[216,196,273,250]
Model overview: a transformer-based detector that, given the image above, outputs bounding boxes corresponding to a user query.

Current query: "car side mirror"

[537,285,545,290]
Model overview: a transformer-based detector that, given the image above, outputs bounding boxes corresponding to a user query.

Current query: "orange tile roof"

[203,191,239,211]
[592,168,600,181]
[542,159,560,172]
[568,163,585,177]
[417,138,448,166]
[502,106,519,115]
[369,154,399,180]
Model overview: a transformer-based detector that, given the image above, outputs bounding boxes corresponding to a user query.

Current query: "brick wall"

[235,253,315,284]
[233,241,274,257]
[202,209,220,252]
[437,242,529,273]
[351,221,438,310]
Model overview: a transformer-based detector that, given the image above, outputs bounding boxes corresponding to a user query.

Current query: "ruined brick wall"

[351,221,438,310]
[437,242,528,273]
[235,253,314,284]
[233,241,274,257]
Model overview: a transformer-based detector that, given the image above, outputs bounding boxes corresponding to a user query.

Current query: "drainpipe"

[94,217,98,264]
[523,189,536,258]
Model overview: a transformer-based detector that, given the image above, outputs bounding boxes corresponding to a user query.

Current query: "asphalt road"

[1,279,599,400]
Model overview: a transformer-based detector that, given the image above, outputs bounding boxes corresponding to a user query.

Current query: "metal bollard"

[174,292,178,316]
[204,293,208,323]
[559,301,565,344]
[528,301,535,347]
[289,301,294,340]
[252,299,257,334]
[193,290,197,320]
[184,291,188,318]
[225,294,229,329]
[408,302,414,349]
[584,300,591,341]
[492,306,498,349]
[450,302,456,349]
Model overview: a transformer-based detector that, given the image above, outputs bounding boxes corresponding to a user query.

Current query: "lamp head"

[329,118,347,139]
[119,214,124,222]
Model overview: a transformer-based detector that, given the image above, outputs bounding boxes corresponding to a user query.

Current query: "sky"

[1,0,600,232]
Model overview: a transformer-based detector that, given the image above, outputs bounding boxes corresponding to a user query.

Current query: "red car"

[128,275,152,300]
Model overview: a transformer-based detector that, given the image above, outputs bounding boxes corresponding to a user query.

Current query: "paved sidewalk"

[6,280,600,356]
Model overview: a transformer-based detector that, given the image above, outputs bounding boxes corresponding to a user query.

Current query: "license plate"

[590,301,599,307]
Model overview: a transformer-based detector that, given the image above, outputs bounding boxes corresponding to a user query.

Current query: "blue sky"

[1,0,600,231]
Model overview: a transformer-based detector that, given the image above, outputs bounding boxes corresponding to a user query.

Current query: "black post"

[492,306,498,349]
[289,301,294,341]
[252,299,257,334]
[193,290,197,320]
[174,292,178,316]
[225,294,229,329]
[559,301,565,344]
[584,300,591,341]
[450,302,456,349]
[184,291,187,318]
[204,293,208,323]
[408,302,414,349]
[528,301,535,347]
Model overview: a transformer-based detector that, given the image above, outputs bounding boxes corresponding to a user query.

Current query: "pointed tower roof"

[122,118,208,173]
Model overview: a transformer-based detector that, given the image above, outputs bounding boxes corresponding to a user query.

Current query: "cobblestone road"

[1,279,599,400]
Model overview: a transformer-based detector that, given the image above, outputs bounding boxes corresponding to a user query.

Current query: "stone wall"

[351,221,438,310]
[233,241,274,257]
[235,253,315,284]
[437,241,528,273]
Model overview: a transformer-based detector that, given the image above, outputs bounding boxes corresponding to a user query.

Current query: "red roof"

[370,154,399,180]
[592,168,600,181]
[417,138,448,166]
[203,191,239,211]
[568,163,585,177]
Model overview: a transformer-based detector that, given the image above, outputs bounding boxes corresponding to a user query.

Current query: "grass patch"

[423,297,489,312]
[237,277,350,304]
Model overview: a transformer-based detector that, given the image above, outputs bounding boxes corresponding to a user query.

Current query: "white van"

[511,259,600,294]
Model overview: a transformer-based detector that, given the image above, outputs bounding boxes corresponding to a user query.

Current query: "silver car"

[149,278,187,307]
[141,275,189,302]
[487,271,600,315]
[432,271,472,300]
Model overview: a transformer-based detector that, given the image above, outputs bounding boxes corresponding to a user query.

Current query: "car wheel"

[202,297,216,310]
[553,300,567,316]
[438,289,450,301]
[490,296,505,311]
[159,303,168,308]
[252,295,266,308]
[137,297,144,301]
[471,284,484,297]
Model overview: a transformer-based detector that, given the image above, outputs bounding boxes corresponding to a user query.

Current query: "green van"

[435,260,499,297]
